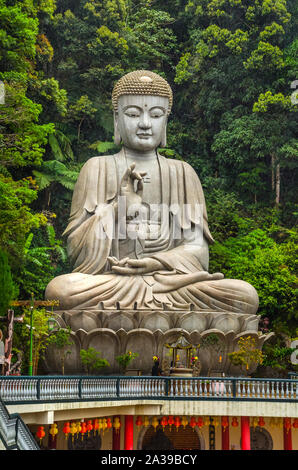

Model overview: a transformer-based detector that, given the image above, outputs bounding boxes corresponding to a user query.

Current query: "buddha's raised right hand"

[120,163,146,219]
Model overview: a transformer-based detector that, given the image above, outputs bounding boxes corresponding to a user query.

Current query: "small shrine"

[165,334,199,377]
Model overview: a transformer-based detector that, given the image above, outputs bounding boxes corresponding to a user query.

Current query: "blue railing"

[0,376,297,404]
[289,372,298,380]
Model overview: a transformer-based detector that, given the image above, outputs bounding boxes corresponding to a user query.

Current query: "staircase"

[0,396,39,450]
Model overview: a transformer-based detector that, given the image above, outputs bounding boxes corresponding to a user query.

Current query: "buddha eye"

[124,108,140,118]
[150,108,165,118]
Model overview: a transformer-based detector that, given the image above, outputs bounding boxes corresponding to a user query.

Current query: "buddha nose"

[139,111,151,129]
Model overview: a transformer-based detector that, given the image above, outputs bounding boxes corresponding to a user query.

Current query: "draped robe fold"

[45,150,259,313]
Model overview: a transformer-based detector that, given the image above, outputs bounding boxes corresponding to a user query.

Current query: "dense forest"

[0,0,297,369]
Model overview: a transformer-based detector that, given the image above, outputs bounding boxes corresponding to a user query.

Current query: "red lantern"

[293,418,298,429]
[80,421,87,439]
[87,420,93,436]
[160,416,168,429]
[190,416,197,431]
[258,417,265,427]
[197,417,204,428]
[168,415,174,430]
[93,418,99,434]
[36,426,45,443]
[284,418,291,433]
[106,418,112,430]
[63,422,71,439]
[136,416,143,427]
[221,416,229,430]
[231,417,238,427]
[174,416,181,431]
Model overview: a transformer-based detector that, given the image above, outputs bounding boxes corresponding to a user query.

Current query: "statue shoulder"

[79,154,117,174]
[163,156,200,180]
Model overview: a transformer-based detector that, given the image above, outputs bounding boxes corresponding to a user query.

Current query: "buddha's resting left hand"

[108,257,164,274]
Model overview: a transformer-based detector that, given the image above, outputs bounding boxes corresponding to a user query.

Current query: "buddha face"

[115,95,169,151]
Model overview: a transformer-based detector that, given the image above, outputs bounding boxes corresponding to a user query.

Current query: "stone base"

[170,368,193,377]
[41,309,274,376]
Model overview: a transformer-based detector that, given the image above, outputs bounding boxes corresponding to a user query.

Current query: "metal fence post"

[78,378,82,399]
[165,378,169,397]
[37,378,40,400]
[232,378,237,398]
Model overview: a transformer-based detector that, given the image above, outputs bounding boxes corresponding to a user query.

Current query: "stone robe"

[45,150,258,313]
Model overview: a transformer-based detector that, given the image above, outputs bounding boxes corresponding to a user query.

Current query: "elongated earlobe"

[114,113,121,145]
[160,124,167,148]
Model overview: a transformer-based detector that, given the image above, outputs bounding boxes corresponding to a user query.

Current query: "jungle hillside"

[0,0,297,373]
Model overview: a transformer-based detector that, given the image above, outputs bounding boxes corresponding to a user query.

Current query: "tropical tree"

[80,347,110,375]
[20,307,53,375]
[0,249,18,315]
[210,222,298,329]
[174,0,297,209]
[16,224,67,298]
[49,326,73,375]
[228,336,265,373]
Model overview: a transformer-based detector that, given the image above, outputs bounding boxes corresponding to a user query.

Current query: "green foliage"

[256,320,298,375]
[16,224,67,298]
[174,0,297,209]
[0,174,47,263]
[125,6,177,70]
[115,351,139,373]
[20,307,53,375]
[228,336,265,371]
[67,95,97,143]
[205,189,243,242]
[210,222,298,328]
[48,130,74,162]
[262,344,296,370]
[0,0,39,72]
[199,333,220,349]
[0,0,62,284]
[49,326,72,375]
[0,249,18,315]
[33,160,79,191]
[0,81,55,168]
[89,140,119,154]
[80,347,110,375]
[253,91,291,112]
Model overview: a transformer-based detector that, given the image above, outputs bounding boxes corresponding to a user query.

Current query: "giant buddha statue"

[46,70,258,313]
[44,71,266,376]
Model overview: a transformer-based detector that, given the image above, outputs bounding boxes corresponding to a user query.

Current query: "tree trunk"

[275,163,280,206]
[271,154,275,192]
[4,309,14,375]
[271,154,280,207]
[77,117,85,143]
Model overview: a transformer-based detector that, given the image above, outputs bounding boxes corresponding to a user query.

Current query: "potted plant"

[228,336,265,376]
[80,347,110,375]
[115,351,139,374]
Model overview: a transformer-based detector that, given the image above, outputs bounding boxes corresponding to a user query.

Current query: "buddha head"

[112,70,173,151]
